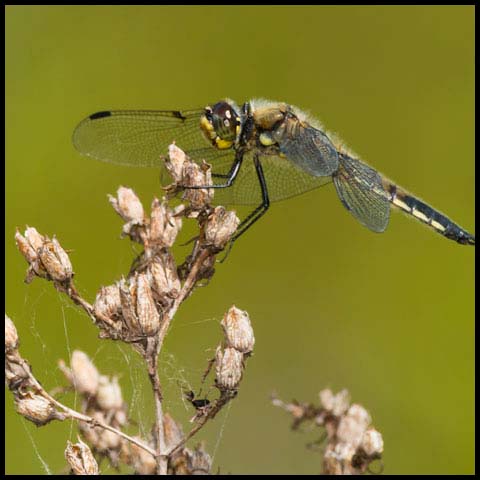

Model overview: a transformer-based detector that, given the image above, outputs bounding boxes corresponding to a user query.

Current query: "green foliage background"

[5,5,474,475]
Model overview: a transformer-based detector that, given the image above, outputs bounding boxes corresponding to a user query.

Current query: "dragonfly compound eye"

[200,101,240,150]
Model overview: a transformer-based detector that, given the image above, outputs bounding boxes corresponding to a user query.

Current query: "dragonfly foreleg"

[183,154,243,190]
[219,155,270,262]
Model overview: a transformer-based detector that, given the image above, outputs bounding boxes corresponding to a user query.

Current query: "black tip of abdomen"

[445,227,475,246]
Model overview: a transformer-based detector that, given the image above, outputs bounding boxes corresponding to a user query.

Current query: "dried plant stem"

[146,339,168,474]
[167,388,237,456]
[150,246,211,473]
[15,355,156,458]
[158,248,210,345]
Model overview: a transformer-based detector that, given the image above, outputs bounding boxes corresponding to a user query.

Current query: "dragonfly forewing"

[72,109,208,168]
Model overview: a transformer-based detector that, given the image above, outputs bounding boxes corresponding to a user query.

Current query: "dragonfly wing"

[72,109,211,168]
[207,153,332,206]
[333,153,390,233]
[274,123,339,177]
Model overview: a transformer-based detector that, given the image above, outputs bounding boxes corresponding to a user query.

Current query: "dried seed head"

[93,284,122,323]
[52,237,73,275]
[215,346,243,390]
[148,254,181,305]
[119,277,137,333]
[324,442,356,474]
[108,186,144,224]
[5,358,29,391]
[15,227,49,281]
[319,388,350,417]
[5,314,19,352]
[24,226,45,251]
[204,207,240,249]
[14,391,61,426]
[163,412,184,450]
[65,439,99,475]
[361,428,384,456]
[166,143,187,182]
[125,436,156,475]
[80,410,122,452]
[336,404,372,448]
[135,273,161,335]
[15,230,37,263]
[38,237,73,282]
[149,198,182,247]
[221,305,255,354]
[96,375,123,411]
[182,161,213,208]
[347,403,372,427]
[70,350,100,396]
[187,443,212,475]
[119,274,160,337]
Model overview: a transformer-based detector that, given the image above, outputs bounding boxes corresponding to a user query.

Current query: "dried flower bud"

[108,186,144,224]
[221,305,255,353]
[149,198,182,247]
[114,408,127,427]
[93,284,122,322]
[125,436,156,475]
[15,230,37,264]
[148,254,180,305]
[65,439,99,475]
[324,442,356,474]
[361,427,384,456]
[38,237,73,282]
[135,273,160,335]
[96,375,123,411]
[14,391,61,426]
[166,143,187,182]
[119,274,160,337]
[336,404,372,448]
[24,226,45,251]
[80,410,122,452]
[15,227,49,281]
[319,388,350,416]
[5,358,30,390]
[182,161,213,208]
[5,314,19,352]
[163,413,184,450]
[70,350,99,396]
[215,346,243,390]
[348,403,371,427]
[204,207,240,249]
[187,443,212,474]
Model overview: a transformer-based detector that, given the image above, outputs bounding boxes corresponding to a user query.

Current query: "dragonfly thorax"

[200,101,241,150]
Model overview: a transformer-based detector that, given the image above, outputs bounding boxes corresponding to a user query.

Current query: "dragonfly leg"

[183,154,243,190]
[219,155,270,262]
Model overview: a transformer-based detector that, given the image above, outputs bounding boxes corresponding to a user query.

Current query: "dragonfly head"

[200,101,241,150]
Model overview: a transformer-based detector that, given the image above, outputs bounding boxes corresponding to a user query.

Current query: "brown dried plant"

[7,144,255,475]
[272,389,384,474]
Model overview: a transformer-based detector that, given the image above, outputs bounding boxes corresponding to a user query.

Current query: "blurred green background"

[5,5,474,475]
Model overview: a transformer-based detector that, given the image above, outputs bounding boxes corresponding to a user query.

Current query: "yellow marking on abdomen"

[392,196,411,212]
[411,208,429,223]
[431,220,446,232]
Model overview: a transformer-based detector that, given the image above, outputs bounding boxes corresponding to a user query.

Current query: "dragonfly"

[73,98,475,247]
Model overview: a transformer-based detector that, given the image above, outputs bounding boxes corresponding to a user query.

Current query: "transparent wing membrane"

[72,109,211,168]
[276,124,339,177]
[208,154,332,206]
[333,154,390,233]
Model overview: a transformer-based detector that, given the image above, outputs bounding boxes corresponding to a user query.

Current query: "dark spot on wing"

[173,110,187,121]
[89,111,112,120]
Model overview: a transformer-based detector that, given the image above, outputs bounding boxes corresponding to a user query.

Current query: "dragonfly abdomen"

[384,181,475,245]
